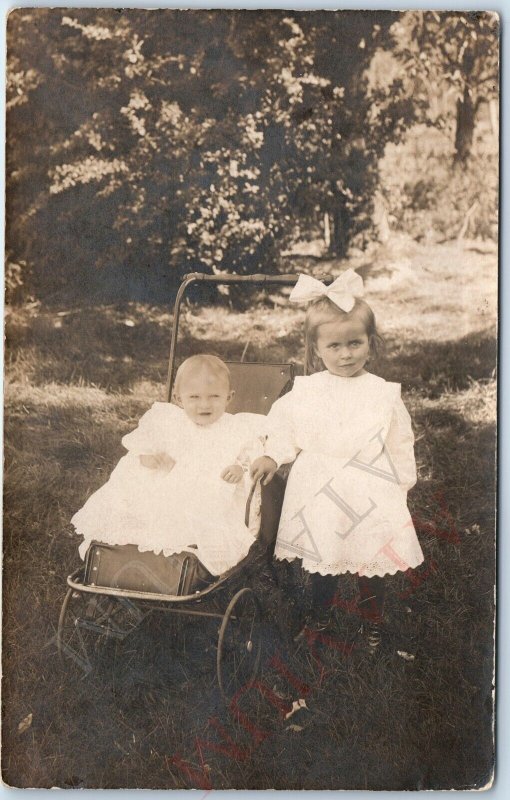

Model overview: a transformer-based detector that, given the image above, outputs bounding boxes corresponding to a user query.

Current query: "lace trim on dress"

[274,552,424,578]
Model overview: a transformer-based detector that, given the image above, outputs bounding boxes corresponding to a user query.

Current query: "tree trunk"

[324,212,331,250]
[454,84,475,164]
[331,190,349,257]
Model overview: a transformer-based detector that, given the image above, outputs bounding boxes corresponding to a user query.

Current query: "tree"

[390,11,499,164]
[7,9,414,302]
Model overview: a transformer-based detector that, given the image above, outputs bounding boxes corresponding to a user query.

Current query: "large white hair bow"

[289,269,364,313]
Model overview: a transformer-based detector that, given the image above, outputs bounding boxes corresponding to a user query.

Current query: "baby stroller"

[57,272,326,702]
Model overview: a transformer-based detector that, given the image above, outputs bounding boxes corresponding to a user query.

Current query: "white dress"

[265,371,424,578]
[71,403,266,576]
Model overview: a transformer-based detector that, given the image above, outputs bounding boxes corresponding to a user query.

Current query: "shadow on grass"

[5,305,496,397]
[2,383,495,788]
[412,404,496,513]
[377,330,497,397]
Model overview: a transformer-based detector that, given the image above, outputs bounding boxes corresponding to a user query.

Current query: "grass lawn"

[2,239,496,788]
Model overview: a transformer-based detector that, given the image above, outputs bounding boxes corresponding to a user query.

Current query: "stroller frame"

[57,272,332,701]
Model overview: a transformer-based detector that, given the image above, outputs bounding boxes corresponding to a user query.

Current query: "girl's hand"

[140,453,176,473]
[221,464,244,484]
[250,456,278,485]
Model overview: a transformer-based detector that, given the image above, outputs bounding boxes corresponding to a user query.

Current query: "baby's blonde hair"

[173,354,231,398]
[304,297,383,374]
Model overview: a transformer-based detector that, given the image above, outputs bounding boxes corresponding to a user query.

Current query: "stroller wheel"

[57,588,144,676]
[217,587,262,704]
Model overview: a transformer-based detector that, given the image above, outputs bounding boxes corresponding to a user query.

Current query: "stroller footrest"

[84,543,214,596]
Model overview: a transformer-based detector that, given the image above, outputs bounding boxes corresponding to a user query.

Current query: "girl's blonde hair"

[304,296,383,374]
[173,354,231,398]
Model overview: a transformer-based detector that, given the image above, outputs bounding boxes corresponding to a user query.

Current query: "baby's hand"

[250,456,278,485]
[221,464,244,484]
[140,453,176,473]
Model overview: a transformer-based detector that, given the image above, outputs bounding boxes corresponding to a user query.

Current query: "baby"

[72,355,266,576]
[138,356,247,483]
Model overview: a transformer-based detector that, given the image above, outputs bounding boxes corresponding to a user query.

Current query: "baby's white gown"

[71,403,265,576]
[265,371,424,577]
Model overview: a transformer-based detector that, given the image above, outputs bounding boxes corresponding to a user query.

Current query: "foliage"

[376,11,499,242]
[390,11,499,163]
[7,9,410,304]
[6,10,498,304]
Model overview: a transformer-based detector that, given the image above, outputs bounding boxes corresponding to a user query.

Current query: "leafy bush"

[6,10,413,305]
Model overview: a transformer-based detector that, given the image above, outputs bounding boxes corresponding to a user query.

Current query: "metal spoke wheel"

[57,589,145,676]
[217,587,262,703]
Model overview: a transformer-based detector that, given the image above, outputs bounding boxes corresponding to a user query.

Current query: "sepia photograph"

[2,8,498,790]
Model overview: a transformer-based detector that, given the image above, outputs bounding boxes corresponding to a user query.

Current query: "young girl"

[72,355,266,577]
[251,270,424,647]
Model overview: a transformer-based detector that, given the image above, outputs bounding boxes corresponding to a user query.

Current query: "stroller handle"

[175,272,321,285]
[245,477,260,528]
[166,271,334,401]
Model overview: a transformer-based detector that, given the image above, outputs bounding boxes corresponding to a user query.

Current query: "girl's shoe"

[367,621,382,650]
[293,609,331,642]
[362,620,382,653]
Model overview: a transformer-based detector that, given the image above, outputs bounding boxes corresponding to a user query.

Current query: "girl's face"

[315,316,370,378]
[176,370,233,425]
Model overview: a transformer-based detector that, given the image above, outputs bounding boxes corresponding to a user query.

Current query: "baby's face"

[177,370,233,426]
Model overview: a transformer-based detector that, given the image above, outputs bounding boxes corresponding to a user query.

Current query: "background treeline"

[6,9,499,304]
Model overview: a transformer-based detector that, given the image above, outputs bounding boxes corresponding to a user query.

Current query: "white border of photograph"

[0,1,505,797]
